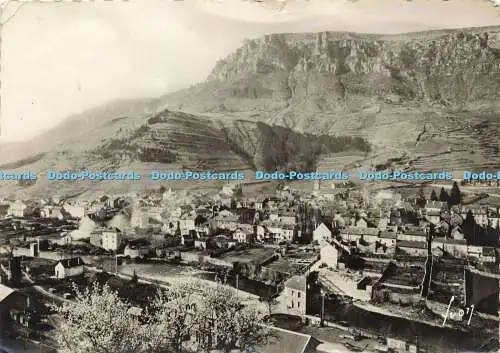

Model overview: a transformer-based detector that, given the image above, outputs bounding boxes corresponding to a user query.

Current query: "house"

[221,183,242,197]
[425,210,441,225]
[62,202,87,219]
[180,232,196,247]
[425,201,448,213]
[233,227,254,243]
[179,212,197,235]
[264,222,294,244]
[194,237,210,250]
[431,237,467,257]
[332,212,346,228]
[40,206,62,219]
[355,218,368,228]
[124,245,149,259]
[54,257,84,279]
[102,227,122,251]
[313,223,332,243]
[361,228,380,244]
[7,200,33,218]
[397,240,428,257]
[339,227,364,244]
[131,208,149,229]
[212,210,239,231]
[399,229,427,243]
[467,246,496,263]
[0,284,36,329]
[214,236,237,249]
[319,243,338,268]
[283,275,307,316]
[378,231,397,246]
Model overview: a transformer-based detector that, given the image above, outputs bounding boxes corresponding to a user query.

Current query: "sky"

[1,0,499,143]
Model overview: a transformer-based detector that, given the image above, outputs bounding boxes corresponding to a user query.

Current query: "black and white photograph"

[0,0,499,352]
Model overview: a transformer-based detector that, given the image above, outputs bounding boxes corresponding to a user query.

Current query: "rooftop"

[284,275,307,292]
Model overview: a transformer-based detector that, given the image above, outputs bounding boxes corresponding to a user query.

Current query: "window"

[298,292,301,298]
[291,301,294,308]
[291,290,294,296]
[297,302,300,308]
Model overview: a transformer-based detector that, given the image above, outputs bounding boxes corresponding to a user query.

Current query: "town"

[0,177,498,353]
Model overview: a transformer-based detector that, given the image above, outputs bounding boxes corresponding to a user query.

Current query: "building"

[377,231,397,248]
[131,208,149,229]
[319,243,338,268]
[233,227,254,243]
[0,284,36,331]
[339,227,364,244]
[54,257,84,279]
[212,210,239,231]
[313,223,332,243]
[123,245,149,259]
[7,200,33,218]
[397,240,428,257]
[425,210,441,225]
[102,227,122,251]
[283,275,307,316]
[431,238,467,257]
[62,202,87,219]
[361,228,380,244]
[179,212,197,235]
[399,229,427,243]
[425,201,448,213]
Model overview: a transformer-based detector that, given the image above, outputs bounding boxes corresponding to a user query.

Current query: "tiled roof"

[397,240,427,249]
[379,231,397,239]
[254,326,316,353]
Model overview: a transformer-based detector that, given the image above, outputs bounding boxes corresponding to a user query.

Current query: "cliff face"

[206,30,500,111]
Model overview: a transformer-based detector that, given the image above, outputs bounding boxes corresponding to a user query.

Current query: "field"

[218,247,276,264]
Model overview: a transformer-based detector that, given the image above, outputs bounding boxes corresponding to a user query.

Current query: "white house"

[102,227,122,251]
[54,257,84,279]
[319,243,338,268]
[63,203,87,219]
[313,223,332,243]
[179,212,197,235]
[212,211,239,231]
[283,275,307,316]
[131,208,149,229]
[7,201,32,218]
[233,227,254,243]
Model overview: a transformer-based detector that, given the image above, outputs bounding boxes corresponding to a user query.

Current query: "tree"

[430,189,438,201]
[193,285,269,353]
[439,188,449,203]
[416,186,427,208]
[51,283,159,353]
[130,269,138,284]
[147,281,200,353]
[262,287,278,317]
[449,182,461,206]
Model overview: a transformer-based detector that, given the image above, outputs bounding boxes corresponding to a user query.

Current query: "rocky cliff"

[204,29,500,111]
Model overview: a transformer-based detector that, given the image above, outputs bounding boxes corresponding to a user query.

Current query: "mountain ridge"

[1,26,499,198]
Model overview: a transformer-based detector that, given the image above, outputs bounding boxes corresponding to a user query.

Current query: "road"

[0,338,55,353]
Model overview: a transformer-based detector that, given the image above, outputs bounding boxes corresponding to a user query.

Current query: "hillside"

[1,26,499,198]
[0,109,369,199]
[166,26,500,172]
